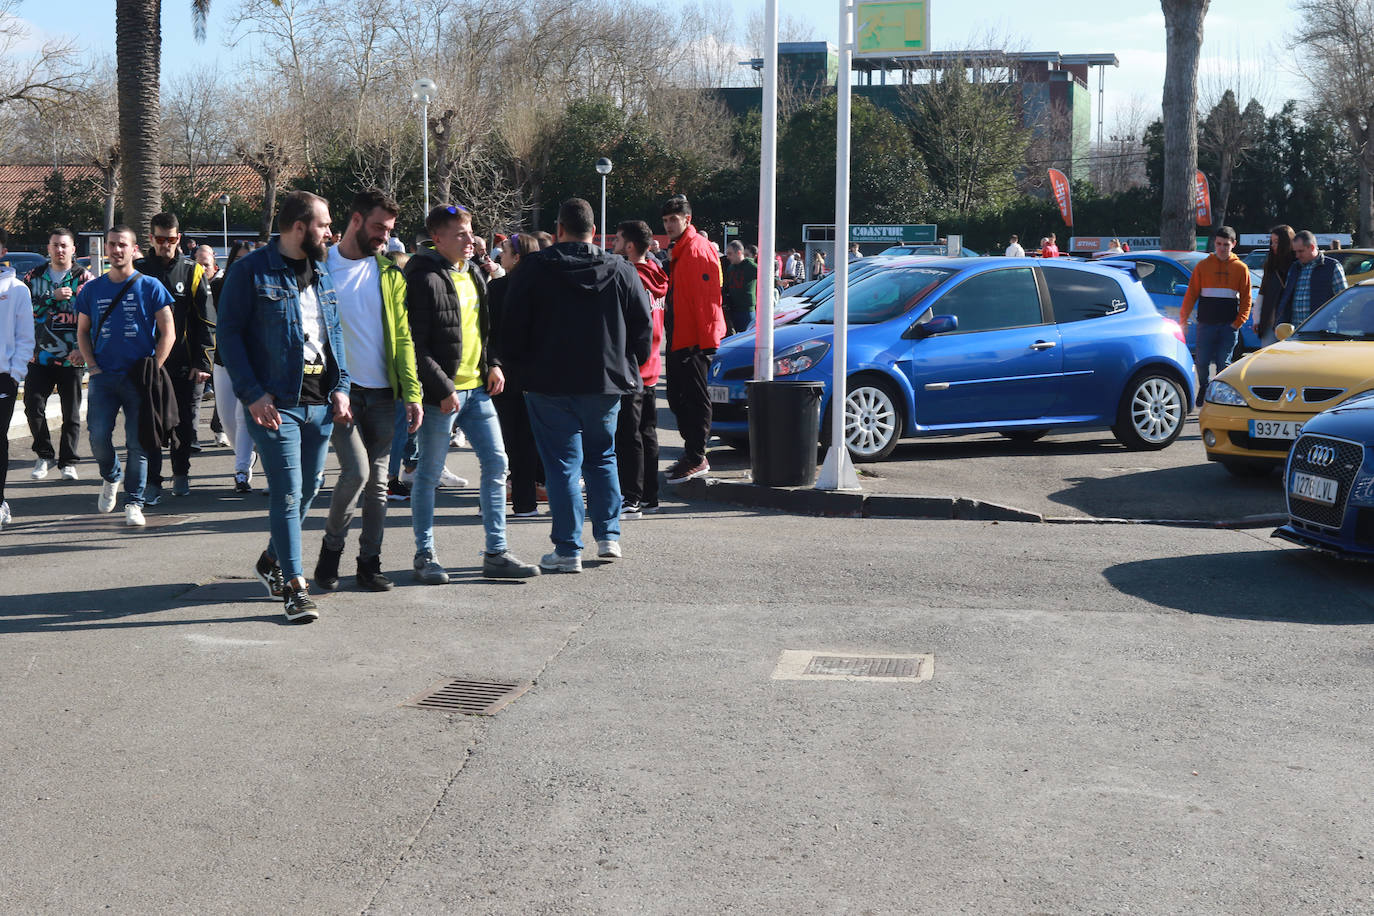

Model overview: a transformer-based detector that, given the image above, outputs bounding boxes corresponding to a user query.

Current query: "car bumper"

[1198,403,1313,465]
[1272,523,1374,561]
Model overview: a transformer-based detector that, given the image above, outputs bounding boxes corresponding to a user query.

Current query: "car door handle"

[924,382,949,391]
[1030,340,1057,350]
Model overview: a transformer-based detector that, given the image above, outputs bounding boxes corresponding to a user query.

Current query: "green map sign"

[850,224,937,244]
[856,1,930,56]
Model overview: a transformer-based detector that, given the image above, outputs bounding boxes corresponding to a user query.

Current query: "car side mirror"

[908,314,958,339]
[1275,323,1295,341]
[1171,281,1188,296]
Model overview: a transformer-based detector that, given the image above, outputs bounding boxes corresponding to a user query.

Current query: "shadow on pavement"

[1103,548,1374,624]
[1050,463,1283,520]
[0,580,285,632]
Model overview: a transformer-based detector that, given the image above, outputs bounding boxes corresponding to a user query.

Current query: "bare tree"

[231,80,297,240]
[1159,0,1210,249]
[1292,0,1374,245]
[1091,94,1151,194]
[0,0,81,111]
[162,65,232,183]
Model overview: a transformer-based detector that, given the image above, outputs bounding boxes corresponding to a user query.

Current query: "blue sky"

[27,0,1306,131]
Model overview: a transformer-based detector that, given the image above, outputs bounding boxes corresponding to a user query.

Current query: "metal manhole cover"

[403,678,531,715]
[772,650,933,681]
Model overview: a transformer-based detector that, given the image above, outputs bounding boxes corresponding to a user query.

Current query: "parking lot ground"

[695,415,1289,525]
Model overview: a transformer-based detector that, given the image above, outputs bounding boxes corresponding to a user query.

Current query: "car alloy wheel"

[1114,372,1186,450]
[843,378,901,461]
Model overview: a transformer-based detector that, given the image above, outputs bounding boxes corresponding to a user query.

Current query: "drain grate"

[403,678,531,715]
[772,650,933,682]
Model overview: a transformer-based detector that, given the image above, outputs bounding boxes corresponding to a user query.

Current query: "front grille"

[1304,387,1345,403]
[722,366,752,381]
[1250,386,1283,401]
[1228,431,1295,452]
[1287,434,1364,529]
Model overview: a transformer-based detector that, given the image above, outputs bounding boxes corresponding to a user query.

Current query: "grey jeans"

[323,386,396,559]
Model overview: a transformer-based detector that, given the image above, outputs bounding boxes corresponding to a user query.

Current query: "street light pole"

[412,77,437,211]
[218,193,230,256]
[595,158,613,249]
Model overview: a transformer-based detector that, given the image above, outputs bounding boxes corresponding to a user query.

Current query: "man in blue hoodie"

[502,198,652,572]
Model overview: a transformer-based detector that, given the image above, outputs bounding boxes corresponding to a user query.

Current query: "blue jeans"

[245,404,333,582]
[525,393,621,557]
[1195,322,1239,404]
[388,398,419,478]
[87,371,147,507]
[412,389,507,557]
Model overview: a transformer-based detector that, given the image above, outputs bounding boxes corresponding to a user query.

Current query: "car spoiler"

[1097,260,1155,284]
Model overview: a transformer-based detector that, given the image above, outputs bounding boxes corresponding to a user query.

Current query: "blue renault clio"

[707,257,1197,461]
[1274,395,1374,561]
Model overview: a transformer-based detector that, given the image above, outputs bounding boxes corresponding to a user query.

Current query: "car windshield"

[803,266,955,325]
[1294,285,1374,340]
[793,261,890,306]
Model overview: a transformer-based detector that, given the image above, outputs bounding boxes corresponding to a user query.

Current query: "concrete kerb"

[671,477,1286,530]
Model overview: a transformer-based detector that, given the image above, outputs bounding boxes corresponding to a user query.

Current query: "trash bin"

[747,380,825,487]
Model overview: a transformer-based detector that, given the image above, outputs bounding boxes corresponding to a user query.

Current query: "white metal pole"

[221,205,228,255]
[754,0,779,381]
[816,0,861,491]
[600,173,607,249]
[421,98,430,210]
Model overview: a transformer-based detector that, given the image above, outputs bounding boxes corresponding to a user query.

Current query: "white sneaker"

[438,466,468,488]
[451,429,468,448]
[98,479,118,513]
[31,458,52,479]
[214,431,231,447]
[124,503,146,527]
[61,465,79,481]
[0,500,10,528]
[539,551,582,573]
[597,539,622,559]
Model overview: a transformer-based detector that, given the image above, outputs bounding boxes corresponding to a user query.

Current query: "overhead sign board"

[855,1,930,57]
[849,224,937,244]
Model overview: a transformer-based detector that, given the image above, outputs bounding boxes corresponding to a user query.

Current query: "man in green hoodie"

[722,240,757,336]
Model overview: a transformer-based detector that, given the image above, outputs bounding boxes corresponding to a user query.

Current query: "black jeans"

[0,372,18,502]
[23,362,83,467]
[665,347,712,466]
[616,389,660,507]
[147,372,197,486]
[493,385,544,513]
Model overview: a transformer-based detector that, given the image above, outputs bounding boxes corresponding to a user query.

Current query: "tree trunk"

[116,0,163,240]
[260,173,277,242]
[1216,151,1233,229]
[1352,113,1374,247]
[1159,0,1209,250]
[104,168,118,231]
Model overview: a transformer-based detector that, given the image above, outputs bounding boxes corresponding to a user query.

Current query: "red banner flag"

[1195,171,1212,227]
[1048,168,1073,227]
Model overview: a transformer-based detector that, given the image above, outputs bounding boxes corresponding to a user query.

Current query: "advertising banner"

[1195,171,1212,227]
[1048,169,1073,227]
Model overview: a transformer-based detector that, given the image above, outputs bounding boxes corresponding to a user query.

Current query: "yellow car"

[1198,280,1374,476]
[1330,249,1374,285]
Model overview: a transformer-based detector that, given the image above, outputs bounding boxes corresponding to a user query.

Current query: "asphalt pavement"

[2,400,1371,914]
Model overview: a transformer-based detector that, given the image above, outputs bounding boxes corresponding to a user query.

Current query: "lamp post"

[412,77,437,210]
[218,193,230,256]
[595,157,612,249]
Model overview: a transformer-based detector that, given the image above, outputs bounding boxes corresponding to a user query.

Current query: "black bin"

[746,380,824,487]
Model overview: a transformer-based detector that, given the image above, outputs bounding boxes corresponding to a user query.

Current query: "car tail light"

[1163,318,1185,343]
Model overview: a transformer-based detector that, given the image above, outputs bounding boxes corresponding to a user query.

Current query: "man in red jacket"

[612,219,667,518]
[661,195,725,484]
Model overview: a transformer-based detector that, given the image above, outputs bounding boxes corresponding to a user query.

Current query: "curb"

[671,477,1285,530]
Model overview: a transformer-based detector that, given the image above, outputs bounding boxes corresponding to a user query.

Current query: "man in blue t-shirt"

[75,224,175,526]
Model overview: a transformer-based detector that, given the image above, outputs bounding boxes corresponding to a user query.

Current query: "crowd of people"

[0,190,729,622]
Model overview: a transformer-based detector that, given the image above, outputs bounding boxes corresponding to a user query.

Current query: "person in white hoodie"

[0,251,36,529]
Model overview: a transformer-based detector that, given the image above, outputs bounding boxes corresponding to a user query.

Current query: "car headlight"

[1205,380,1246,406]
[774,340,830,377]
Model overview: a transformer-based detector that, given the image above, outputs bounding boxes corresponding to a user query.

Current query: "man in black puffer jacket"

[404,203,538,583]
[502,198,651,573]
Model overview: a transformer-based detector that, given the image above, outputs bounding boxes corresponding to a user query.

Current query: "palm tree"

[115,1,215,237]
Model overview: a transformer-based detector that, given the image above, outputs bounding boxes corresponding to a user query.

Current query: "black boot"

[356,555,394,592]
[314,544,343,591]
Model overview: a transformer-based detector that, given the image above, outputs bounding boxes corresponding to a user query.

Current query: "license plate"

[708,385,729,404]
[1290,471,1338,506]
[1250,419,1303,440]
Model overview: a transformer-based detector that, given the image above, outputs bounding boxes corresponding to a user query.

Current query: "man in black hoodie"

[503,198,651,573]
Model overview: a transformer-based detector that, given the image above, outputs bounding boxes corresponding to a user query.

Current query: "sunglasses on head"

[443,204,469,215]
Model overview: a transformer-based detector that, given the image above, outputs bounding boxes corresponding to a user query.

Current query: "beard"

[302,235,328,262]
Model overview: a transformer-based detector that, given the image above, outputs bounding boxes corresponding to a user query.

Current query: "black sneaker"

[665,458,709,485]
[282,584,319,623]
[387,477,411,502]
[356,555,394,591]
[254,551,285,599]
[234,471,252,494]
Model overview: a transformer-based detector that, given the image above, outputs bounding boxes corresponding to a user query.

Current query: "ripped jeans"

[245,403,334,582]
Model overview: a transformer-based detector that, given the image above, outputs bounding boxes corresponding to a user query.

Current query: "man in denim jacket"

[217,191,352,622]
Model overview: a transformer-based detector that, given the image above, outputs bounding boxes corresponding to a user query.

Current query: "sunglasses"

[442,204,469,215]
[153,235,179,243]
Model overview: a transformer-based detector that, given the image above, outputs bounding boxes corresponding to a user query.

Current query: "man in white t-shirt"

[1005,234,1025,258]
[314,188,423,593]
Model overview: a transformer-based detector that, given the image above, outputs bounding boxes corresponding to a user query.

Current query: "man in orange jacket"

[1179,226,1251,406]
[660,195,725,484]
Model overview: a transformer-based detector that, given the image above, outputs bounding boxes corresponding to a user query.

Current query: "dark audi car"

[1273,395,1374,560]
